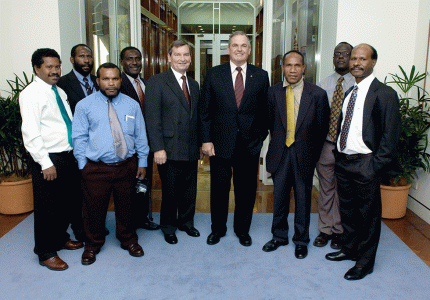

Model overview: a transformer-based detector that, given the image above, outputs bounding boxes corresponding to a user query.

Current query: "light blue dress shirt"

[72,91,149,169]
[72,69,95,96]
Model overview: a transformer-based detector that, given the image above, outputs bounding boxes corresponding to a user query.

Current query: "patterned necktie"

[52,85,73,147]
[234,67,244,109]
[181,75,191,107]
[83,77,92,95]
[328,77,345,141]
[339,86,358,151]
[108,99,128,159]
[134,78,145,111]
[285,85,295,147]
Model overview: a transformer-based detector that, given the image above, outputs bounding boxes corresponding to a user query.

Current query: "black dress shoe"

[207,232,225,245]
[237,233,252,247]
[313,232,332,247]
[121,243,144,257]
[295,245,308,259]
[344,265,374,280]
[178,226,200,237]
[330,234,342,250]
[139,221,160,231]
[262,239,289,252]
[325,250,357,261]
[164,234,178,244]
[81,249,99,266]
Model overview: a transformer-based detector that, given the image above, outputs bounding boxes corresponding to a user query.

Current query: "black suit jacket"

[120,72,147,104]
[266,80,330,179]
[57,70,98,114]
[199,63,270,158]
[144,68,200,161]
[339,78,401,174]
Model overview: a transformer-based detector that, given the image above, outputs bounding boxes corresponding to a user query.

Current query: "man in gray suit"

[144,40,201,245]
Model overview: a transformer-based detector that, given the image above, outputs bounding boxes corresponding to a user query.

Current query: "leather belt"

[337,152,372,161]
[89,156,133,167]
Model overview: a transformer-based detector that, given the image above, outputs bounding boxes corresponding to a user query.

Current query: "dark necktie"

[52,85,72,147]
[339,86,358,151]
[108,99,128,159]
[134,78,145,113]
[83,77,92,95]
[328,77,345,141]
[234,67,244,109]
[181,75,191,107]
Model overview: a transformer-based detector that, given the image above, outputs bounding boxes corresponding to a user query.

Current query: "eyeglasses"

[334,51,350,57]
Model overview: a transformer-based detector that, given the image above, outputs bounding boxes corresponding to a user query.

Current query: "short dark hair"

[335,42,353,51]
[168,40,191,55]
[120,46,142,60]
[96,62,120,78]
[71,44,92,57]
[31,48,61,73]
[282,50,305,65]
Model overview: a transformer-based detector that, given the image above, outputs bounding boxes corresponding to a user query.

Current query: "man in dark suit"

[263,50,329,259]
[57,44,98,242]
[119,46,159,231]
[57,44,98,114]
[145,40,200,244]
[326,44,400,280]
[200,31,270,247]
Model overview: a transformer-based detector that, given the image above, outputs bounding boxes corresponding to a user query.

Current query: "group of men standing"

[19,31,400,281]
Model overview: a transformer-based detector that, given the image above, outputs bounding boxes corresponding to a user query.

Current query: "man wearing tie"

[72,63,149,265]
[20,48,84,271]
[263,50,329,259]
[314,42,355,249]
[200,31,270,247]
[57,44,98,114]
[325,44,400,280]
[119,46,160,232]
[145,40,200,244]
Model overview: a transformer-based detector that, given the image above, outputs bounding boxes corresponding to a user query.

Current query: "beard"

[74,62,93,77]
[100,88,119,99]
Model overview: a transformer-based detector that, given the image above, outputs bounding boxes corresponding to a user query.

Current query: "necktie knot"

[338,76,344,83]
[236,67,242,72]
[83,77,89,83]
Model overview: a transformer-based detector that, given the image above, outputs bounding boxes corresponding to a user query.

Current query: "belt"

[337,152,372,161]
[89,156,133,167]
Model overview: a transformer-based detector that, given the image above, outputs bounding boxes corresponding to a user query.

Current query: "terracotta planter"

[0,178,34,215]
[380,184,411,219]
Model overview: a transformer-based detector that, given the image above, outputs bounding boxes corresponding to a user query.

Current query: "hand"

[42,166,57,181]
[202,142,215,156]
[154,150,167,165]
[136,167,146,179]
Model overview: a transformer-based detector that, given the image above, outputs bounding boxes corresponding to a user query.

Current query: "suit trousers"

[31,151,81,261]
[335,153,381,268]
[315,141,343,235]
[209,141,260,235]
[132,151,154,227]
[157,160,198,234]
[271,144,313,246]
[81,156,138,251]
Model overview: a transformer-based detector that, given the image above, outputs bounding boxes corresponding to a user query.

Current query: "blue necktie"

[339,86,358,151]
[52,85,73,147]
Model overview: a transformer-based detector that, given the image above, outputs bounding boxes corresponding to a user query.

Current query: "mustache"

[49,74,60,77]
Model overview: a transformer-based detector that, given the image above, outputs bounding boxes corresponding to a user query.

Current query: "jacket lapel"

[362,78,379,132]
[166,68,191,112]
[68,71,86,100]
[121,72,139,102]
[275,84,287,130]
[295,80,312,133]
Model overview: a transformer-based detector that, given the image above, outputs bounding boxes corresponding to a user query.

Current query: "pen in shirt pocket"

[125,115,135,121]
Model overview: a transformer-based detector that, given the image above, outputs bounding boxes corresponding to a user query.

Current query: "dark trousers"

[209,142,260,235]
[31,151,82,261]
[271,144,313,246]
[336,153,381,268]
[132,151,154,227]
[81,156,138,251]
[157,160,198,235]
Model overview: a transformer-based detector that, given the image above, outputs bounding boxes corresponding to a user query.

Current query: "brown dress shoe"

[39,256,68,271]
[121,243,144,257]
[63,239,84,250]
[313,232,332,247]
[82,249,98,265]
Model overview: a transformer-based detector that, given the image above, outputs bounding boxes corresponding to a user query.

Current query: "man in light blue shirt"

[72,62,149,266]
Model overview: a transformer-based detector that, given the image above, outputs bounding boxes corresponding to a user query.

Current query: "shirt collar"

[355,73,375,92]
[97,90,121,103]
[170,67,187,81]
[34,75,54,88]
[283,76,304,89]
[230,61,247,74]
[125,72,142,84]
[72,68,92,84]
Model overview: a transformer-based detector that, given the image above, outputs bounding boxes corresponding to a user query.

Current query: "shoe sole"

[81,259,96,266]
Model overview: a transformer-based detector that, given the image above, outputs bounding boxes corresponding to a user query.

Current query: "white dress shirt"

[230,61,247,88]
[170,67,189,91]
[19,76,73,170]
[337,74,375,154]
[125,73,146,94]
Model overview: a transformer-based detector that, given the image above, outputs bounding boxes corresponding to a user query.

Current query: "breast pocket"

[123,115,136,135]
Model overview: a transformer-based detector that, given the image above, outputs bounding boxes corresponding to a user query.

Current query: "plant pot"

[0,178,33,215]
[380,183,411,219]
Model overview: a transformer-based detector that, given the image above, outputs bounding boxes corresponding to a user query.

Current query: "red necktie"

[134,78,145,113]
[234,67,244,108]
[181,75,191,107]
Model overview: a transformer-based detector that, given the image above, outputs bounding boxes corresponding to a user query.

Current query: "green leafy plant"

[0,72,33,181]
[385,65,430,185]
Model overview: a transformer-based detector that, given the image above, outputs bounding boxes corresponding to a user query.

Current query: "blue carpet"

[0,213,429,300]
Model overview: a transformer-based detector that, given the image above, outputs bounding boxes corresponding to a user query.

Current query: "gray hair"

[228,31,251,48]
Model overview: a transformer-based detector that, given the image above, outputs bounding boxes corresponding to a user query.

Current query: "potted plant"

[0,73,34,214]
[381,65,430,219]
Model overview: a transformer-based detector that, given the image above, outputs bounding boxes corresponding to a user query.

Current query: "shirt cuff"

[40,157,54,171]
[138,157,147,168]
[77,158,88,170]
